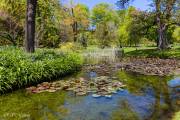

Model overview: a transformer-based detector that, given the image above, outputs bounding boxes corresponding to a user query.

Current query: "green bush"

[0,47,83,93]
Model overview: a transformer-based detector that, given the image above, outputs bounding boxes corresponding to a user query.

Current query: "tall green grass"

[0,47,83,93]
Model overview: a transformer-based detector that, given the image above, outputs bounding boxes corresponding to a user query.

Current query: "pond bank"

[83,57,180,76]
[117,57,180,76]
[0,65,179,120]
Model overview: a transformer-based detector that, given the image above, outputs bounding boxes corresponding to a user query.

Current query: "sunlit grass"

[124,45,180,59]
[173,111,180,120]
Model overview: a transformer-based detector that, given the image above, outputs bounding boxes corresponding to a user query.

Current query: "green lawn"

[124,46,180,59]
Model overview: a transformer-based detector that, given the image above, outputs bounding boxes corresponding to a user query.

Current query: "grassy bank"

[124,46,180,59]
[0,47,83,93]
[84,45,180,59]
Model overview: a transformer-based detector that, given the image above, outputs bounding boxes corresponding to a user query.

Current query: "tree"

[70,0,78,42]
[0,0,62,48]
[62,1,90,42]
[35,0,62,48]
[118,7,152,47]
[0,0,25,46]
[117,0,178,50]
[92,3,119,48]
[127,9,157,46]
[25,0,37,53]
[118,7,140,47]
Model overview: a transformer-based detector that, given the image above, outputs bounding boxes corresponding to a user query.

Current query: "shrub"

[0,47,83,93]
[59,42,84,52]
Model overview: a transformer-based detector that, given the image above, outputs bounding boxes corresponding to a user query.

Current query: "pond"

[0,51,179,120]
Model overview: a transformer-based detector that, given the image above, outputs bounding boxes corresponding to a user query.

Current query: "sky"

[63,0,151,11]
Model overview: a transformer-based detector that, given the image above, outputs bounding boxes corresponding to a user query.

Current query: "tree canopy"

[0,0,179,51]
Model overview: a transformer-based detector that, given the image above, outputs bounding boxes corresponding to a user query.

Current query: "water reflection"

[111,100,139,120]
[168,77,180,88]
[0,91,68,120]
[0,71,179,120]
[61,71,179,120]
[117,71,179,120]
[89,71,97,79]
[0,52,179,120]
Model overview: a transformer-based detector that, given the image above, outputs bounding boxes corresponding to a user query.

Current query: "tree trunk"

[71,7,78,42]
[157,24,169,50]
[25,0,37,53]
[73,21,78,42]
[155,0,172,50]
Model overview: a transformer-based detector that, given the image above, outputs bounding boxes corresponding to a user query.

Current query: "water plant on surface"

[0,47,83,93]
[26,76,125,98]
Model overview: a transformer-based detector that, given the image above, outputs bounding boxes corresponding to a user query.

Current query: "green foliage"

[92,3,119,48]
[117,0,179,50]
[74,4,90,30]
[35,0,62,47]
[117,5,177,47]
[0,0,63,47]
[118,7,132,46]
[0,47,83,93]
[60,2,90,43]
[173,27,180,42]
[0,0,179,49]
[0,0,25,46]
[118,7,156,47]
[91,3,118,24]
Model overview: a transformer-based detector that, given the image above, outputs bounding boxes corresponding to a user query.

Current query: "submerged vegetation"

[0,47,83,93]
[0,91,67,120]
[112,100,139,120]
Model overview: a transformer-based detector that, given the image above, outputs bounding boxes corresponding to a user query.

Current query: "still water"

[0,52,179,120]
